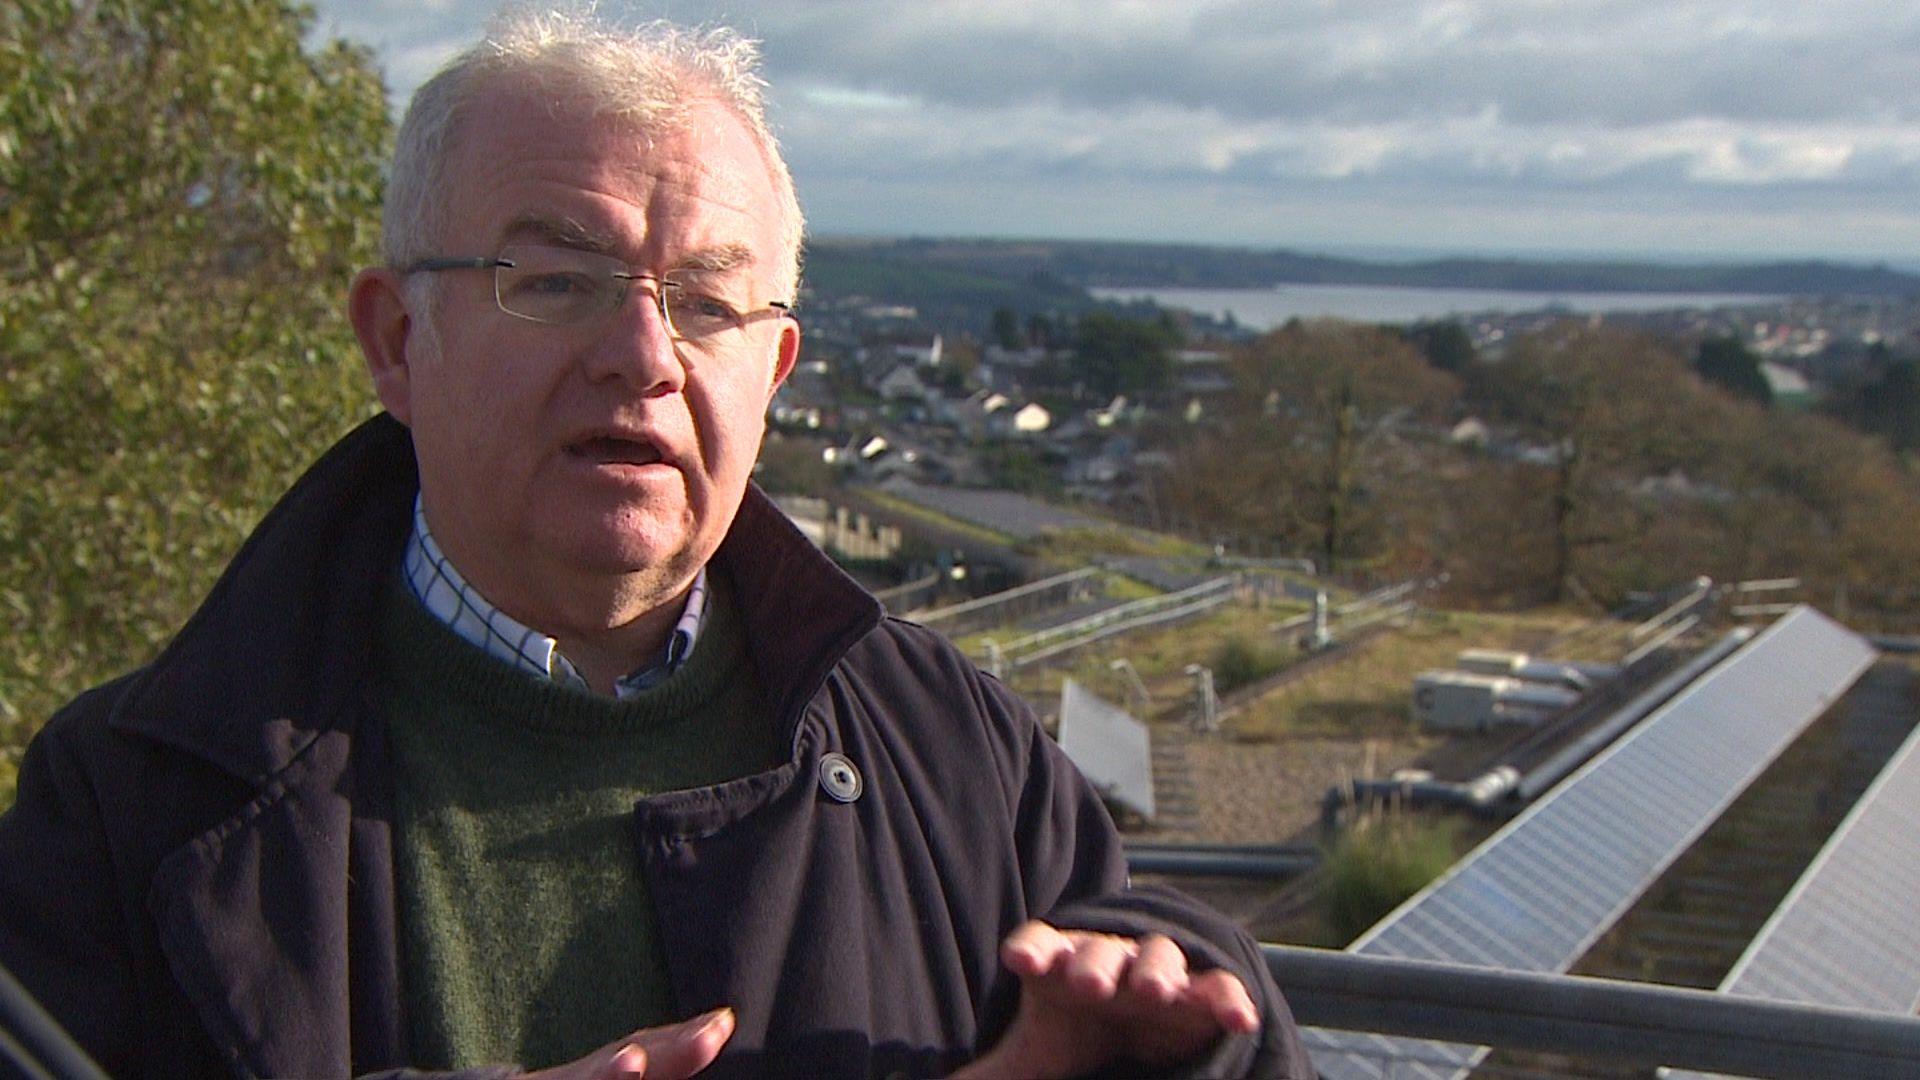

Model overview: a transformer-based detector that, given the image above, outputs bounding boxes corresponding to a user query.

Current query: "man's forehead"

[454,82,766,194]
[449,86,780,273]
[500,214,759,274]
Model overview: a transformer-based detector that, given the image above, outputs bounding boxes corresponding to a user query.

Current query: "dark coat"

[0,415,1312,1079]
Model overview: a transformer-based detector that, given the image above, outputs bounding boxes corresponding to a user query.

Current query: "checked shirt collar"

[401,496,706,698]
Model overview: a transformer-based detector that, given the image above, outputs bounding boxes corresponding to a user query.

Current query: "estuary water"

[1090,283,1776,330]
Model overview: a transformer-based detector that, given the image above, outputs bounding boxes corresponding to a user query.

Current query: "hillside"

[806,236,1920,298]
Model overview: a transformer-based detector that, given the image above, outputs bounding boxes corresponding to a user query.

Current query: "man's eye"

[523,271,595,296]
[668,288,741,323]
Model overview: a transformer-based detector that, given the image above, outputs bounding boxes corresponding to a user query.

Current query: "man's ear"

[770,316,801,393]
[349,267,417,425]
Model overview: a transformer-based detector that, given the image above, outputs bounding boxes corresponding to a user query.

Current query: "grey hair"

[382,6,805,297]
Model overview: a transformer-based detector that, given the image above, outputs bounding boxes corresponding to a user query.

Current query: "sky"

[306,1,1920,266]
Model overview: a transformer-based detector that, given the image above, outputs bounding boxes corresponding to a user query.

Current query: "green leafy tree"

[1067,310,1178,398]
[1853,358,1920,453]
[1694,334,1772,406]
[1,0,391,806]
[1025,312,1056,351]
[1225,320,1457,574]
[990,306,1022,351]
[1478,326,1653,602]
[1405,319,1476,374]
[1478,325,1741,604]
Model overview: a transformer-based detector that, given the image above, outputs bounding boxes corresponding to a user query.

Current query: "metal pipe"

[1321,766,1522,830]
[911,566,1103,625]
[1512,626,1751,804]
[1622,612,1699,666]
[1868,634,1920,654]
[1007,586,1238,670]
[1732,603,1798,618]
[0,962,109,1080]
[1320,627,1753,827]
[1629,577,1712,641]
[1333,579,1418,617]
[1124,844,1320,879]
[1002,576,1236,655]
[1331,599,1415,636]
[872,573,940,610]
[1265,944,1920,1078]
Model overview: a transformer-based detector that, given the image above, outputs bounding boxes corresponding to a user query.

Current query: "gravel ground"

[1134,730,1448,846]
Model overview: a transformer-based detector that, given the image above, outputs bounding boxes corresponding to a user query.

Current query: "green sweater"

[375,573,781,1070]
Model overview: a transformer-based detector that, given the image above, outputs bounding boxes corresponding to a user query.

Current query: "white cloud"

[304,0,1920,259]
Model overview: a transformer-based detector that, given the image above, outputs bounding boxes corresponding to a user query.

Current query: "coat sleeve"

[0,688,145,1078]
[0,690,527,1080]
[982,671,1317,1079]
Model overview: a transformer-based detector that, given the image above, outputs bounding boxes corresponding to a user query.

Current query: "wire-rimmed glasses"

[405,244,793,355]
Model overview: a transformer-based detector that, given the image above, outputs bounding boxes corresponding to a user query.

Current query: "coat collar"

[108,413,418,784]
[108,412,885,783]
[118,412,883,1074]
[713,480,884,748]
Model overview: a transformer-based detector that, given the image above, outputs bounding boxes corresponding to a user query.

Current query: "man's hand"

[519,1007,735,1080]
[953,921,1259,1079]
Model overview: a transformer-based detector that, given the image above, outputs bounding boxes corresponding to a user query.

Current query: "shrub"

[1210,634,1288,694]
[1320,810,1461,943]
[1,0,391,808]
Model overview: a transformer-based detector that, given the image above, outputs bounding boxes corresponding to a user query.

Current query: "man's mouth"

[569,436,665,466]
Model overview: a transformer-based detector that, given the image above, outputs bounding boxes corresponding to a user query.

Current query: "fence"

[911,566,1106,638]
[981,576,1241,676]
[1267,944,1920,1078]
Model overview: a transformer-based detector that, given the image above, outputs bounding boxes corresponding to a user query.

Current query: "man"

[0,11,1312,1079]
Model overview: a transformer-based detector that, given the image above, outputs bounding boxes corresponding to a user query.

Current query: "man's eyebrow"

[502,215,616,253]
[672,244,756,275]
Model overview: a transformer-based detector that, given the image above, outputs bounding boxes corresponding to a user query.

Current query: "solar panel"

[1057,678,1156,820]
[1688,677,1920,1021]
[1309,606,1877,1079]
[882,480,1105,540]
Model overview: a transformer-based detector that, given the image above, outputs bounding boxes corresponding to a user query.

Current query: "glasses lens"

[661,283,747,344]
[495,246,621,324]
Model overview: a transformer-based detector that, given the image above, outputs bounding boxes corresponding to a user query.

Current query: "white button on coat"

[818,752,863,803]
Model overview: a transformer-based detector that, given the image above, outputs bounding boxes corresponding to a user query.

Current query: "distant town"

[767,237,1920,577]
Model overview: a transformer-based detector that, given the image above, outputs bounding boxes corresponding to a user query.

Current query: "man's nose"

[580,282,686,394]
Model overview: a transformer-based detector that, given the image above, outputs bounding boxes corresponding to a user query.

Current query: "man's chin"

[569,533,695,577]
[535,496,725,592]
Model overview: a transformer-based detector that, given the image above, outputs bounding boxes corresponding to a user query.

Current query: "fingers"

[1003,921,1153,999]
[1188,969,1260,1034]
[1124,934,1191,1005]
[607,1007,736,1080]
[1020,926,1260,1041]
[517,1007,737,1080]
[1062,932,1138,997]
[999,919,1074,978]
[974,923,1262,1077]
[601,1044,648,1079]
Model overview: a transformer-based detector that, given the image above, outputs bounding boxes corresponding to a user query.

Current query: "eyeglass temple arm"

[403,256,511,273]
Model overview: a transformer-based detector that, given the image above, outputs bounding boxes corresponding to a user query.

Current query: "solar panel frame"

[1309,608,1878,1080]
[1055,677,1156,820]
[1711,710,1920,1012]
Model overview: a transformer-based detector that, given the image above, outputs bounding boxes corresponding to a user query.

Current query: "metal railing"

[912,566,1104,636]
[983,576,1240,674]
[0,962,108,1080]
[872,573,942,613]
[1266,945,1920,1079]
[1123,842,1320,879]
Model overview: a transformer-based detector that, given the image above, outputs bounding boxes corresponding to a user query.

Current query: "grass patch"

[1037,525,1209,561]
[852,490,1016,549]
[1232,609,1592,741]
[1103,575,1161,603]
[1320,810,1463,943]
[1210,634,1291,694]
